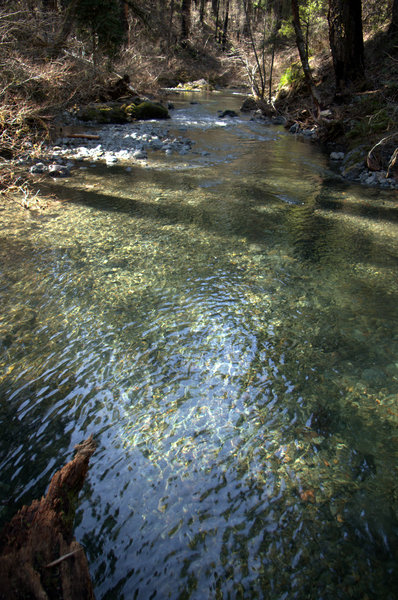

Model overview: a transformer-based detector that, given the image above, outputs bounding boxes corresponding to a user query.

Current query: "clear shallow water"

[1,92,398,599]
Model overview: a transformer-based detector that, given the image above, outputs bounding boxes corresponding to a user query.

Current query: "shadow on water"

[2,95,398,598]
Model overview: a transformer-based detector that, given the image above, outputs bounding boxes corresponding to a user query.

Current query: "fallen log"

[0,436,97,600]
[66,134,100,140]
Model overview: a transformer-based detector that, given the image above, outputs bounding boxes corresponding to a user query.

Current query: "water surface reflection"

[1,93,398,599]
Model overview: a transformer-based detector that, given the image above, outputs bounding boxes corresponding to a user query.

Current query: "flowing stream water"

[1,91,398,599]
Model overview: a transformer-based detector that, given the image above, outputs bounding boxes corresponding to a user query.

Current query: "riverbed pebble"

[133,149,148,160]
[30,162,47,174]
[44,121,195,168]
[330,151,345,161]
[48,163,70,177]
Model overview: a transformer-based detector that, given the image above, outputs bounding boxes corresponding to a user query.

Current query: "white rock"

[330,152,345,160]
[133,149,147,159]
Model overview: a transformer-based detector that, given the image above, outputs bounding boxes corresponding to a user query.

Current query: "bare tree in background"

[291,0,321,114]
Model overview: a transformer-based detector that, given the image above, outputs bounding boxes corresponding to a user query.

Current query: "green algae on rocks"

[75,101,169,124]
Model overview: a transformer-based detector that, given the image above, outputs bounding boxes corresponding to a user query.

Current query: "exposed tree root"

[0,436,97,600]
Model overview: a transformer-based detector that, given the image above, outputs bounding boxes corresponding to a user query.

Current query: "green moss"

[128,101,170,120]
[278,62,305,91]
[77,103,129,123]
[347,108,394,142]
[76,100,170,123]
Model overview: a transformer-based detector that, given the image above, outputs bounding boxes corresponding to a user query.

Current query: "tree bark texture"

[291,0,321,114]
[222,0,230,50]
[200,0,206,23]
[167,0,175,53]
[181,0,192,43]
[243,0,253,36]
[50,0,80,57]
[328,0,365,92]
[120,0,130,45]
[0,437,97,600]
[390,0,398,34]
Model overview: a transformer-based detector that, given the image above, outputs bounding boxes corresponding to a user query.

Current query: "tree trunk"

[291,0,321,115]
[181,0,192,44]
[389,0,398,34]
[213,0,220,41]
[200,0,206,23]
[167,0,175,54]
[50,0,80,57]
[243,0,253,36]
[120,0,130,46]
[242,0,266,99]
[222,0,230,50]
[269,0,282,104]
[328,0,365,93]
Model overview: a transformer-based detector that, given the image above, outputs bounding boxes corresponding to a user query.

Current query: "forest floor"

[0,15,398,203]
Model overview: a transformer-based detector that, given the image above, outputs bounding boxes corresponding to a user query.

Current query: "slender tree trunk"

[167,0,175,55]
[389,0,398,34]
[243,0,253,36]
[328,0,365,93]
[181,0,192,45]
[268,0,282,103]
[242,0,266,98]
[269,40,275,103]
[120,0,130,46]
[200,0,206,23]
[213,0,220,41]
[291,0,321,115]
[222,0,230,50]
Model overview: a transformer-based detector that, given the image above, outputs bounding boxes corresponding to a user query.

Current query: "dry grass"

[0,3,110,202]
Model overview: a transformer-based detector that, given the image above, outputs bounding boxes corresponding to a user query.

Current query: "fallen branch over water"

[0,436,97,600]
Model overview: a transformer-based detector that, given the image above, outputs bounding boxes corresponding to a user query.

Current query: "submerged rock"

[219,110,239,118]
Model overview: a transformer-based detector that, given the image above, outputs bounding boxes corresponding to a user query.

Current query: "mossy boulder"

[341,146,367,179]
[75,100,169,124]
[76,102,130,124]
[127,101,170,120]
[240,97,257,112]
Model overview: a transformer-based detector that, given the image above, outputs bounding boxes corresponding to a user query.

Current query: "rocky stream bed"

[20,92,398,191]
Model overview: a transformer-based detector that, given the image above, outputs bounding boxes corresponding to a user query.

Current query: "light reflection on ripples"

[1,92,398,599]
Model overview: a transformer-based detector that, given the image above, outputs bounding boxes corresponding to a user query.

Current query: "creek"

[1,91,398,599]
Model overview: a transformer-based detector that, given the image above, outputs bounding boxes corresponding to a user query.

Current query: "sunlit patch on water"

[1,92,398,599]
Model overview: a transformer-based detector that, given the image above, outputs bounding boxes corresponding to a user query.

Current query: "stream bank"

[22,88,398,193]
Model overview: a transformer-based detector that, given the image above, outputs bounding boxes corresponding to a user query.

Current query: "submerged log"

[0,436,97,600]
